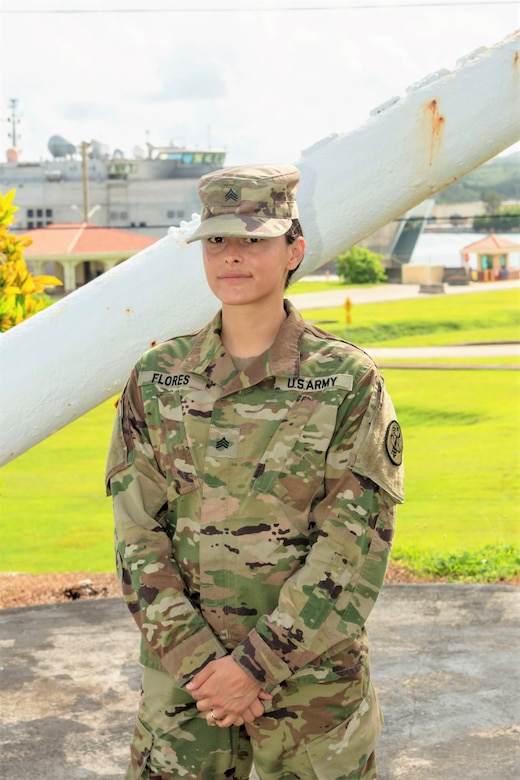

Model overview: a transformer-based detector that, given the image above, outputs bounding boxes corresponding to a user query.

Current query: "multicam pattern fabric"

[124,641,379,780]
[125,668,253,780]
[186,164,299,243]
[106,300,404,779]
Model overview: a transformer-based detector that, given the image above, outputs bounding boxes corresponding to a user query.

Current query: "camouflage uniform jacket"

[105,300,404,693]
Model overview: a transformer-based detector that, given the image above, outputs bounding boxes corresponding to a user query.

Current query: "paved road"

[1,585,518,779]
[368,343,520,361]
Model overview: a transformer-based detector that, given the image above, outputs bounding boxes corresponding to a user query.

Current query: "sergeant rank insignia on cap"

[224,187,239,203]
[186,163,300,243]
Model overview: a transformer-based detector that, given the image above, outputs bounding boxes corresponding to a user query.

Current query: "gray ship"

[1,111,226,239]
[1,102,429,261]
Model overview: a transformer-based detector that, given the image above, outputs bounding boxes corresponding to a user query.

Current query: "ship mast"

[7,98,20,148]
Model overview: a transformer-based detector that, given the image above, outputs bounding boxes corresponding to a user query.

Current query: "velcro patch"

[137,371,206,390]
[276,374,353,393]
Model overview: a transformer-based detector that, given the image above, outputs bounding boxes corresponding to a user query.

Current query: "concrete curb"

[1,584,519,779]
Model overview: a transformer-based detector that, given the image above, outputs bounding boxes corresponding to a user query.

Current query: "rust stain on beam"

[425,98,446,166]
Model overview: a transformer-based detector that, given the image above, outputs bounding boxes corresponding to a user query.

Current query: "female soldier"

[106,164,404,780]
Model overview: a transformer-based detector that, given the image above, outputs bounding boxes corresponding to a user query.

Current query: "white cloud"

[0,1,518,164]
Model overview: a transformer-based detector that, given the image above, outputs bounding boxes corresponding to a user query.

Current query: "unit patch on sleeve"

[385,420,403,466]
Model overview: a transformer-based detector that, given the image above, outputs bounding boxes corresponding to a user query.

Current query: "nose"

[224,239,243,263]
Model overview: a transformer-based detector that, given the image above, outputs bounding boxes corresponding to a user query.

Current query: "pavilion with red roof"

[24,223,157,293]
[460,233,520,281]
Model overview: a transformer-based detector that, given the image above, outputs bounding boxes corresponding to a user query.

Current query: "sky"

[0,0,519,166]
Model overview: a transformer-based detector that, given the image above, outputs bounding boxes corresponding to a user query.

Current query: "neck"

[220,301,287,358]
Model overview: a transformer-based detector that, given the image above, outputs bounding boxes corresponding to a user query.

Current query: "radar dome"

[48,135,77,158]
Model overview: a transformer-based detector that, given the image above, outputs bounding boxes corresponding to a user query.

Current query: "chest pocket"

[251,394,340,511]
[141,384,201,501]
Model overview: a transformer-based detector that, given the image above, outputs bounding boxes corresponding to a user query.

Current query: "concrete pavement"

[1,584,519,779]
[366,343,520,361]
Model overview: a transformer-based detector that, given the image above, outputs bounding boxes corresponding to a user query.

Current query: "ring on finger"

[210,710,222,722]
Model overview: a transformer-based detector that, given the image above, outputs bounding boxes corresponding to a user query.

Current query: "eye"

[245,237,262,243]
[207,236,225,244]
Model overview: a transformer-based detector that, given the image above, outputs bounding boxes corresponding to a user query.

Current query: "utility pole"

[80,141,91,223]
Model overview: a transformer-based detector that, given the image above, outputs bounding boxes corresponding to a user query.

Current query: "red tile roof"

[461,233,520,253]
[23,223,157,257]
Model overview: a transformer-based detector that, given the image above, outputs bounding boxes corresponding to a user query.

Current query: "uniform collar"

[182,300,305,390]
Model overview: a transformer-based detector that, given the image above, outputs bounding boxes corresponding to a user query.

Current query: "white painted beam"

[1,31,519,466]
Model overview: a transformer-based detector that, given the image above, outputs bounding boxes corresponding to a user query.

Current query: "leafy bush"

[0,189,62,332]
[472,206,520,232]
[335,246,387,284]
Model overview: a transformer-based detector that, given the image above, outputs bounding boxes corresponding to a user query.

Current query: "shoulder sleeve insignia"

[345,383,404,503]
[385,420,403,466]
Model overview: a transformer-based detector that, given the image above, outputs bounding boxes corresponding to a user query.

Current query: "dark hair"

[284,219,304,289]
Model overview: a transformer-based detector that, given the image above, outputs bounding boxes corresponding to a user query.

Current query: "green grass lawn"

[386,368,520,579]
[0,400,117,573]
[298,287,520,348]
[0,287,518,580]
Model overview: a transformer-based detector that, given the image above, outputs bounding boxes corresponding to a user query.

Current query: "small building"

[460,233,520,281]
[23,223,157,294]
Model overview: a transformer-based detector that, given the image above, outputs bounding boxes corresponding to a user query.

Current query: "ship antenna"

[7,98,21,148]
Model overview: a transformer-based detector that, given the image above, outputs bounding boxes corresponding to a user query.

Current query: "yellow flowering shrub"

[0,189,63,332]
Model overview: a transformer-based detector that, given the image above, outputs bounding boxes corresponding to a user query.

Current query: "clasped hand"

[186,655,272,728]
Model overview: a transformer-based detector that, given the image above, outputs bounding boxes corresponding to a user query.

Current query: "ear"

[287,236,306,270]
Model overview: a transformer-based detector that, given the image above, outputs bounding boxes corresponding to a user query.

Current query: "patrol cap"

[186,164,300,243]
